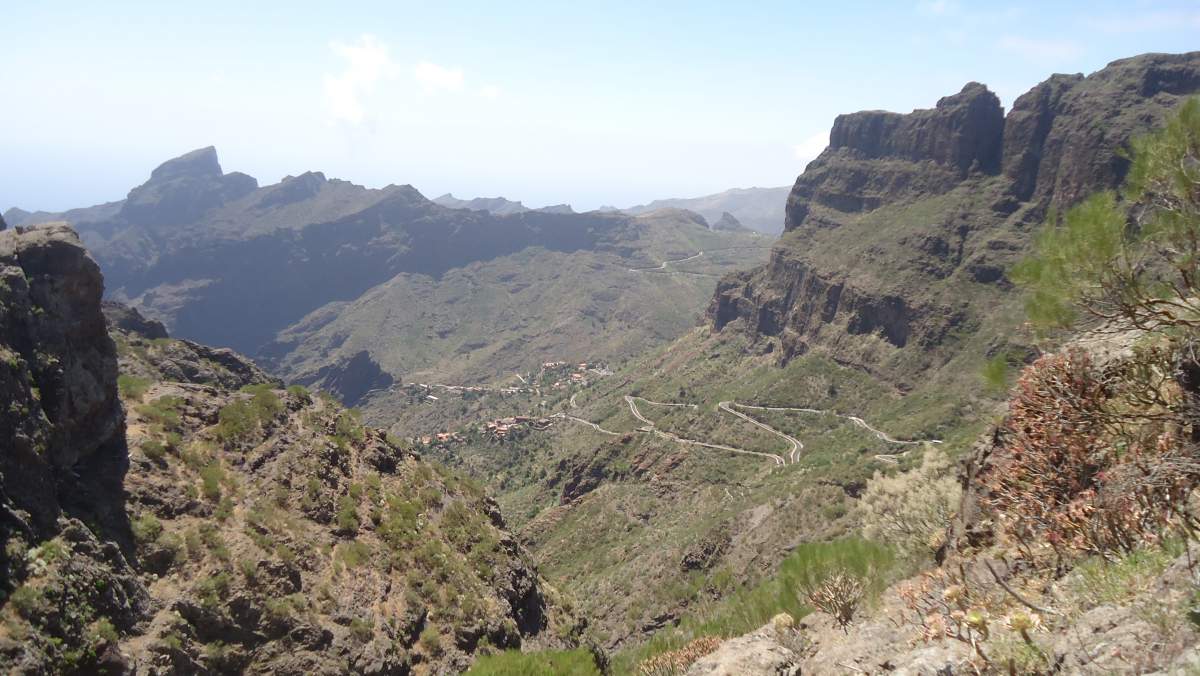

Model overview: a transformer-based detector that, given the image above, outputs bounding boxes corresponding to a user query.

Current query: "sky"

[3,1,1198,213]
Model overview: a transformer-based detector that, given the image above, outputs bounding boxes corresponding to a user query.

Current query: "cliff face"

[0,224,125,535]
[710,52,1200,381]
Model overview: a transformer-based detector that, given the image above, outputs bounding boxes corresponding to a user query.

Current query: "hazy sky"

[3,1,1198,212]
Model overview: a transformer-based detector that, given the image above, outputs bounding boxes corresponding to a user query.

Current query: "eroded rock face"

[119,146,258,227]
[712,52,1200,378]
[828,82,1004,175]
[0,223,125,533]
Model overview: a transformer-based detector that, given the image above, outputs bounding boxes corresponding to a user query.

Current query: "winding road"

[556,395,940,469]
[624,396,786,466]
[719,402,804,463]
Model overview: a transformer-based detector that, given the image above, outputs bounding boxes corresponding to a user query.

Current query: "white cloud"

[997,35,1083,61]
[793,131,828,164]
[479,84,502,100]
[324,34,399,124]
[413,61,464,93]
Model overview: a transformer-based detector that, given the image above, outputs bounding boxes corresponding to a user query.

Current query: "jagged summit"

[119,146,258,227]
[146,145,223,181]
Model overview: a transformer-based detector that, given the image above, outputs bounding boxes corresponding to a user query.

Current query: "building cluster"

[483,415,553,438]
[415,431,465,448]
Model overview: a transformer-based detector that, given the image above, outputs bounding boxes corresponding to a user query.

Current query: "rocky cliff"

[709,52,1200,384]
[0,225,581,674]
[0,224,125,536]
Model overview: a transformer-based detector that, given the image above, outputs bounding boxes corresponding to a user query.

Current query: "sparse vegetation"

[117,374,152,401]
[801,569,864,632]
[858,446,960,558]
[467,648,603,676]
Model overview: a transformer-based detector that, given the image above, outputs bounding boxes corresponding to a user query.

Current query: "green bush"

[89,618,119,645]
[419,625,443,656]
[199,524,230,561]
[117,375,152,401]
[141,439,168,462]
[349,617,374,642]
[8,585,45,618]
[132,513,163,545]
[215,400,256,443]
[137,395,183,430]
[336,540,372,568]
[336,495,360,533]
[335,409,365,444]
[200,463,224,501]
[196,572,233,609]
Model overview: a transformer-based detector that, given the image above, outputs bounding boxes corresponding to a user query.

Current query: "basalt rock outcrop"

[0,224,125,535]
[710,52,1200,381]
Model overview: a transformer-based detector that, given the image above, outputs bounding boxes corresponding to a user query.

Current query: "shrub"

[141,439,168,462]
[214,496,235,522]
[8,585,44,618]
[858,446,961,558]
[336,495,360,533]
[419,625,443,656]
[215,400,256,443]
[636,636,721,675]
[117,375,152,401]
[89,617,119,645]
[619,538,894,672]
[801,569,864,632]
[336,540,372,568]
[199,524,230,561]
[196,572,232,609]
[981,349,1200,556]
[249,387,283,420]
[200,463,224,502]
[239,557,258,582]
[1013,98,1200,333]
[286,384,311,402]
[335,409,365,444]
[137,396,182,430]
[349,617,374,642]
[132,513,163,546]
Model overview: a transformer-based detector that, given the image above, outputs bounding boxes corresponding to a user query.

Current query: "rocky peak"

[1003,51,1200,207]
[147,145,223,182]
[712,211,746,231]
[828,81,1004,175]
[250,171,328,210]
[119,146,258,226]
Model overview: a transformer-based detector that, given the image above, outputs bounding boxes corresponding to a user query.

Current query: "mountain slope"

[425,51,1200,651]
[0,224,582,674]
[624,186,790,235]
[262,208,771,404]
[7,153,770,412]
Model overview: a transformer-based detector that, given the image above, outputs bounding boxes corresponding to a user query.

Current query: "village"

[406,359,613,448]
